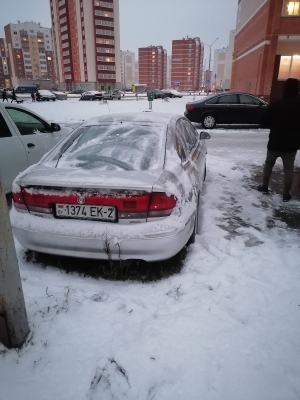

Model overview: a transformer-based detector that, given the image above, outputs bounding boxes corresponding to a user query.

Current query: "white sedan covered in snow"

[11,112,210,262]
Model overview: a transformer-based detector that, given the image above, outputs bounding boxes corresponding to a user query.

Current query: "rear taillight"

[187,105,194,111]
[16,189,176,220]
[148,193,176,218]
[12,191,28,212]
[22,191,53,214]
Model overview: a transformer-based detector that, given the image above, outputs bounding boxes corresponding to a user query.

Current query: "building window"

[282,1,300,15]
[95,29,114,36]
[278,55,300,79]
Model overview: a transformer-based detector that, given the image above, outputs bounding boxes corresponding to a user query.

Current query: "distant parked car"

[38,90,56,101]
[79,91,103,101]
[52,91,67,100]
[162,89,183,98]
[102,90,121,100]
[146,89,164,99]
[70,89,84,95]
[11,112,211,262]
[184,92,268,128]
[0,102,70,193]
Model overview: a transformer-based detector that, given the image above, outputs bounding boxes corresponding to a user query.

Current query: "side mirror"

[50,122,61,132]
[200,131,211,140]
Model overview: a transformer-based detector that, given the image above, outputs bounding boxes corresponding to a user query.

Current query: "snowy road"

[1,98,300,400]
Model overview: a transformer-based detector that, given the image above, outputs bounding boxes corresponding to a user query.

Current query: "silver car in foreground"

[11,113,210,262]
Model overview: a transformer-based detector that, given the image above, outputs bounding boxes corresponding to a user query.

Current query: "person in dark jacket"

[11,88,17,103]
[258,78,300,202]
[36,91,41,102]
[2,89,8,102]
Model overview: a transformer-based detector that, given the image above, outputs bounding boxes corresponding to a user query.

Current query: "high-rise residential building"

[135,61,138,85]
[167,55,172,88]
[213,30,235,90]
[4,21,55,87]
[50,0,121,91]
[138,45,167,89]
[120,50,136,90]
[171,37,204,91]
[232,0,300,102]
[0,39,11,87]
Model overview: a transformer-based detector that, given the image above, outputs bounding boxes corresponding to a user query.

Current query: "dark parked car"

[79,91,103,101]
[162,89,183,98]
[70,89,84,94]
[184,92,268,128]
[147,89,164,99]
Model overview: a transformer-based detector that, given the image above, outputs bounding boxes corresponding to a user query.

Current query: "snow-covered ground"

[1,97,300,400]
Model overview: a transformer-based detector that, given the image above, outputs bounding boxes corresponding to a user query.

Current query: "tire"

[47,99,49,101]
[202,114,216,129]
[52,99,55,101]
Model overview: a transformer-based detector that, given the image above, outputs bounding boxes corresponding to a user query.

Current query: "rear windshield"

[48,123,165,171]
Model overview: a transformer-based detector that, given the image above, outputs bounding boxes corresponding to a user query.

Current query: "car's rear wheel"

[52,99,55,101]
[202,114,216,129]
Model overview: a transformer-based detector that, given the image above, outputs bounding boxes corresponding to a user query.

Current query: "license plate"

[55,204,116,221]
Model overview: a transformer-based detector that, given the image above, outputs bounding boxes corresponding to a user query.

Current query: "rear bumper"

[12,212,194,262]
[184,111,201,123]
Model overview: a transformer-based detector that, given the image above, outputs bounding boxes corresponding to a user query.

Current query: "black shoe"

[283,193,291,202]
[257,185,269,194]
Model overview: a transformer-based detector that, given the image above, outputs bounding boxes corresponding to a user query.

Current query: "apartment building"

[120,50,136,90]
[0,39,10,87]
[138,45,167,90]
[171,37,204,91]
[50,0,121,91]
[167,55,172,88]
[4,21,55,87]
[232,0,300,102]
[213,30,235,90]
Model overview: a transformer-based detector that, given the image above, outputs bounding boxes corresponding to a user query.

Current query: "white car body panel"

[0,103,70,193]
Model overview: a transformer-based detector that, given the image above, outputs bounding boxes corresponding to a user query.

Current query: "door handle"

[27,143,35,148]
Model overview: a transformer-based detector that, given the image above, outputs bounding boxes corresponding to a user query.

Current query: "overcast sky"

[0,0,238,63]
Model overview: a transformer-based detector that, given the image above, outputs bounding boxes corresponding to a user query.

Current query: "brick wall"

[232,0,300,101]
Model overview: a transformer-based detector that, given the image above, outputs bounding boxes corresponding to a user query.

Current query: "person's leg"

[281,151,297,201]
[258,150,278,193]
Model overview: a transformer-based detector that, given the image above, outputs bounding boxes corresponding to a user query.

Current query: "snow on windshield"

[54,123,165,171]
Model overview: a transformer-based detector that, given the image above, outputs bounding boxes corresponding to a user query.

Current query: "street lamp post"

[202,38,218,95]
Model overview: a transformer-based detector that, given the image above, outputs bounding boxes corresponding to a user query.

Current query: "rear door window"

[217,94,238,104]
[177,119,199,155]
[239,94,262,105]
[206,96,219,104]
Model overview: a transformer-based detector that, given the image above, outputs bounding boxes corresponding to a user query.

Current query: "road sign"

[214,74,217,79]
[206,79,210,83]
[172,81,181,86]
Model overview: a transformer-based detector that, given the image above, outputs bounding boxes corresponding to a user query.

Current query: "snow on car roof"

[39,90,54,95]
[81,112,181,127]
